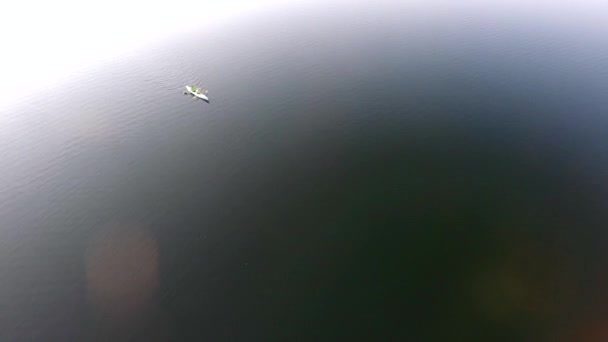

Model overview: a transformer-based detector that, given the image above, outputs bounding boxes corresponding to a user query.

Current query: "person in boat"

[189,86,207,96]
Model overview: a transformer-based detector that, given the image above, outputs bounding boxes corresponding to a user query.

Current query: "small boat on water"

[185,85,209,101]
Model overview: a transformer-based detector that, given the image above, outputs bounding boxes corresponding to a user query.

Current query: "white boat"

[185,86,209,101]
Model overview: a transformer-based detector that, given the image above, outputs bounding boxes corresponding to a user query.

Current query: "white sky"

[0,0,289,109]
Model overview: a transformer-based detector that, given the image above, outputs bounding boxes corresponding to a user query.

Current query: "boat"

[185,85,209,101]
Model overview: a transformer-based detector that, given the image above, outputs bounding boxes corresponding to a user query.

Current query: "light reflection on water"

[0,0,292,110]
[2,0,608,340]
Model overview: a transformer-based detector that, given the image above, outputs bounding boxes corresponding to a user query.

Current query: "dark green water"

[2,1,608,340]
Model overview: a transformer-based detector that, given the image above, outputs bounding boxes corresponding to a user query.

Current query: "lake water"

[2,1,608,340]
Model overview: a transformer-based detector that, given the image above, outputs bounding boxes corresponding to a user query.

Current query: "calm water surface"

[2,1,608,340]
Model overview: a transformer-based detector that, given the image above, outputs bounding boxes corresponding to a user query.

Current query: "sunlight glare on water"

[0,0,288,110]
[2,0,607,111]
[4,0,608,340]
